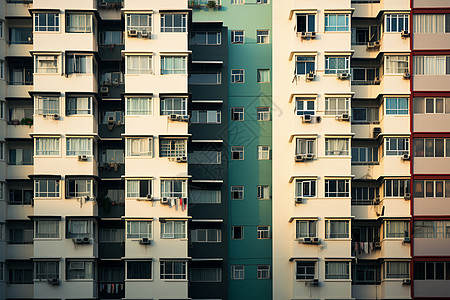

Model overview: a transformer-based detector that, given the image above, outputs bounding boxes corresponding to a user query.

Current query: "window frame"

[160,220,187,239]
[34,13,60,32]
[160,56,187,75]
[126,55,152,75]
[325,14,350,32]
[160,261,187,280]
[126,97,152,116]
[160,14,187,33]
[34,219,60,239]
[231,146,244,160]
[125,137,153,157]
[231,186,244,200]
[295,179,317,197]
[231,265,244,280]
[34,179,60,198]
[256,30,269,44]
[231,69,245,83]
[257,225,270,239]
[231,30,244,44]
[257,146,270,160]
[385,137,410,156]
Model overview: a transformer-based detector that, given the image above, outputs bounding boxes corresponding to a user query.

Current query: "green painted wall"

[192,1,272,299]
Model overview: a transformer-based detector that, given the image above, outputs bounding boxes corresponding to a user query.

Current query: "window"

[325,98,350,115]
[190,268,222,282]
[191,110,221,124]
[161,221,186,239]
[126,55,152,74]
[35,220,59,238]
[66,54,92,74]
[256,0,268,3]
[160,139,186,158]
[414,261,449,280]
[101,71,123,86]
[414,138,450,157]
[35,56,58,73]
[35,261,59,280]
[0,61,4,80]
[231,30,244,44]
[257,30,269,44]
[351,147,379,164]
[413,180,450,198]
[351,26,380,45]
[126,97,152,115]
[66,179,93,198]
[325,138,349,156]
[189,73,222,85]
[414,56,450,75]
[325,14,350,31]
[189,151,221,164]
[385,261,409,279]
[295,56,315,75]
[385,14,409,33]
[127,14,152,32]
[231,107,244,121]
[99,149,124,164]
[419,97,448,114]
[258,146,270,160]
[9,189,33,205]
[0,20,3,39]
[160,14,187,32]
[161,56,187,75]
[351,187,379,206]
[385,138,409,156]
[66,261,94,280]
[190,31,221,45]
[9,149,33,165]
[231,186,244,200]
[296,261,316,280]
[127,261,152,279]
[256,107,270,121]
[9,27,33,44]
[7,223,33,244]
[296,220,317,239]
[35,96,59,115]
[99,31,123,45]
[384,179,410,197]
[231,69,244,83]
[160,261,187,279]
[414,220,450,238]
[0,262,3,281]
[126,138,153,157]
[257,186,270,200]
[160,97,187,115]
[296,14,315,33]
[295,98,315,115]
[126,180,152,198]
[257,226,270,239]
[127,221,152,239]
[385,56,409,74]
[231,226,243,239]
[189,190,221,204]
[325,220,350,238]
[257,69,270,83]
[231,265,244,279]
[231,146,244,160]
[8,262,33,284]
[385,220,409,238]
[34,13,59,32]
[352,67,380,84]
[191,229,221,243]
[295,179,316,197]
[257,265,270,279]
[99,228,124,243]
[160,180,187,198]
[385,98,409,115]
[325,56,350,74]
[413,14,450,33]
[296,139,316,156]
[66,14,92,33]
[34,179,60,198]
[325,261,350,279]
[66,96,92,115]
[325,179,350,197]
[352,262,378,285]
[66,138,93,156]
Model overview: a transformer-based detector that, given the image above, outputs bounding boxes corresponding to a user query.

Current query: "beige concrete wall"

[414,75,450,91]
[415,281,450,297]
[413,157,450,174]
[413,0,450,8]
[414,198,450,216]
[414,238,450,256]
[413,113,450,132]
[414,33,450,50]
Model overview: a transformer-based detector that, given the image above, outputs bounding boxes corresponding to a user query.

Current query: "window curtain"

[414,56,446,75]
[330,221,347,237]
[413,14,445,33]
[387,262,408,278]
[126,180,139,198]
[38,221,58,237]
[162,57,186,74]
[387,221,408,238]
[326,262,349,278]
[42,97,59,114]
[127,97,151,115]
[37,138,59,155]
[127,139,149,156]
[127,262,151,279]
[258,70,269,82]
[174,221,185,238]
[188,190,220,204]
[69,220,88,237]
[127,56,151,74]
[67,138,91,155]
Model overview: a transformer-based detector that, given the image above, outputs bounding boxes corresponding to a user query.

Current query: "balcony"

[188,0,222,10]
[6,1,33,18]
[99,282,125,299]
[97,0,123,9]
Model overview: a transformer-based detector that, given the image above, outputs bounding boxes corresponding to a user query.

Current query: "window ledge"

[324,238,351,241]
[162,279,188,282]
[125,279,153,282]
[324,279,351,282]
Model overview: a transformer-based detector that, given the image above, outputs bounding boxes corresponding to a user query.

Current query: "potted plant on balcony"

[20,118,33,126]
[207,1,217,9]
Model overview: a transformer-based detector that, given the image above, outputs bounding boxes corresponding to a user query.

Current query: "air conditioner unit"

[402,154,410,161]
[48,278,60,285]
[100,86,109,96]
[78,155,88,161]
[404,193,411,200]
[401,30,410,37]
[295,197,304,204]
[337,72,350,80]
[169,114,178,121]
[374,77,381,84]
[128,29,138,37]
[73,237,90,244]
[295,154,305,162]
[302,114,312,123]
[403,237,411,243]
[306,72,315,81]
[403,278,411,285]
[160,197,169,204]
[373,195,381,205]
[179,115,190,122]
[176,156,187,162]
[403,73,411,79]
[305,154,314,160]
[139,237,151,245]
[373,127,382,138]
[367,41,380,49]
[374,241,382,248]
[302,237,312,244]
[52,114,60,120]
[146,194,152,200]
[140,30,149,38]
[310,32,316,39]
[301,31,310,39]
[311,237,320,244]
[339,113,350,121]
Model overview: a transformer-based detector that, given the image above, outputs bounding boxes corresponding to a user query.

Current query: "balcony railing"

[98,0,123,9]
[7,0,33,3]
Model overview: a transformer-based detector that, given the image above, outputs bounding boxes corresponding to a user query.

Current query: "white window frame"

[257,226,270,239]
[385,138,409,156]
[384,179,410,198]
[231,265,244,280]
[35,219,60,238]
[231,146,244,160]
[296,261,316,280]
[385,14,409,33]
[126,55,152,75]
[191,110,221,124]
[295,98,315,115]
[160,139,187,158]
[35,55,58,74]
[257,185,270,199]
[126,179,152,198]
[384,261,410,279]
[191,229,221,243]
[66,96,92,115]
[126,97,152,116]
[66,137,93,156]
[66,13,92,33]
[324,14,350,32]
[34,261,60,280]
[385,55,409,74]
[325,179,350,197]
[231,69,244,83]
[161,56,187,75]
[325,261,350,279]
[325,220,350,239]
[34,13,60,32]
[126,138,153,157]
[257,107,270,120]
[325,56,350,74]
[296,220,317,239]
[35,137,60,156]
[295,179,317,197]
[126,220,152,239]
[257,265,270,279]
[34,179,60,198]
[126,13,152,32]
[66,179,93,198]
[160,221,187,239]
[257,30,269,44]
[385,220,409,238]
[325,138,350,156]
[160,180,187,198]
[258,146,270,160]
[160,14,187,33]
[160,97,187,115]
[296,138,316,156]
[385,97,409,115]
[325,98,350,115]
[231,186,244,200]
[231,30,244,44]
